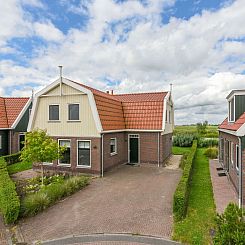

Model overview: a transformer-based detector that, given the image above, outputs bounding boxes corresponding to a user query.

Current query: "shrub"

[173,140,197,221]
[213,203,245,244]
[20,175,90,217]
[3,152,21,165]
[0,158,20,224]
[204,147,218,159]
[173,134,198,147]
[198,138,218,148]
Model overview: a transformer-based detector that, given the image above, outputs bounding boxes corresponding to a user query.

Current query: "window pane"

[78,141,90,166]
[110,138,116,153]
[236,146,239,169]
[69,104,79,120]
[59,140,70,164]
[49,105,59,120]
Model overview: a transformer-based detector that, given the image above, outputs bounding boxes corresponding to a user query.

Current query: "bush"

[213,203,245,244]
[0,158,20,224]
[3,152,21,165]
[173,140,197,221]
[20,175,90,217]
[204,147,218,159]
[198,138,218,148]
[173,134,198,147]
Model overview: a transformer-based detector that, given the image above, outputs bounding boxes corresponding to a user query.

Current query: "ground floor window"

[58,139,71,165]
[236,145,239,170]
[230,142,234,166]
[77,141,91,167]
[19,134,25,151]
[219,138,224,161]
[110,138,117,155]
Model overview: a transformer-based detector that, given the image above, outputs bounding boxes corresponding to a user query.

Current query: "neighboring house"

[28,77,174,175]
[0,97,32,156]
[218,89,245,207]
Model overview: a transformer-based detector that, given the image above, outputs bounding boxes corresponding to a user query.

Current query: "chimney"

[106,91,110,94]
[58,65,63,96]
[111,90,114,95]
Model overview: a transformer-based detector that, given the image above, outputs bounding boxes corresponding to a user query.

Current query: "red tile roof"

[0,97,29,129]
[219,112,245,131]
[71,80,168,131]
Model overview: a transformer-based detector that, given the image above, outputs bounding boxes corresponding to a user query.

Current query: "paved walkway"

[209,160,238,213]
[0,216,9,245]
[165,155,182,170]
[19,163,182,244]
[42,233,180,245]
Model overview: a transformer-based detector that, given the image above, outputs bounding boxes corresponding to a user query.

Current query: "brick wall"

[36,136,101,175]
[9,131,21,154]
[103,132,127,171]
[160,133,173,163]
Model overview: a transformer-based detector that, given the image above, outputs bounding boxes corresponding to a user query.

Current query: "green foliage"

[7,161,32,175]
[3,152,21,165]
[196,121,208,135]
[173,134,198,147]
[173,140,197,221]
[198,138,219,148]
[172,146,191,155]
[213,203,245,245]
[20,175,90,217]
[0,158,20,224]
[204,147,218,159]
[20,129,66,164]
[173,148,216,245]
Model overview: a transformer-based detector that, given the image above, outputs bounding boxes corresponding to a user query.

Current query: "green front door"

[129,137,139,163]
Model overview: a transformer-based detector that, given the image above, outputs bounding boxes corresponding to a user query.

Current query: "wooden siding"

[32,91,99,137]
[44,83,85,96]
[0,130,9,156]
[163,99,174,135]
[235,95,245,121]
[15,103,32,132]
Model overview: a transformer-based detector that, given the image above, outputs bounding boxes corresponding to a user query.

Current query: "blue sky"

[0,0,244,124]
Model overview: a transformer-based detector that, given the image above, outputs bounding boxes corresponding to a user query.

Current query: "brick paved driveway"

[19,164,182,244]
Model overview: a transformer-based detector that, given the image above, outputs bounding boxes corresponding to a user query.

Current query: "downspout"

[101,133,104,177]
[238,137,243,208]
[157,132,160,167]
[9,131,12,155]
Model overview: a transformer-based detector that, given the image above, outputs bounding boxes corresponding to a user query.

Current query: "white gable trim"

[11,98,32,129]
[162,92,170,131]
[27,78,103,132]
[237,124,245,137]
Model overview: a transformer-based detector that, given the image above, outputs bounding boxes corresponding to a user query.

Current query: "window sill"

[110,152,117,156]
[43,162,53,165]
[48,120,61,123]
[67,120,81,123]
[57,164,71,167]
[76,165,91,169]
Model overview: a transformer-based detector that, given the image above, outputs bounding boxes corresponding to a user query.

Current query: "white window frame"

[68,103,80,121]
[236,145,239,171]
[228,96,235,122]
[110,138,117,156]
[0,135,2,149]
[58,139,71,166]
[77,140,91,168]
[48,104,60,121]
[230,142,234,166]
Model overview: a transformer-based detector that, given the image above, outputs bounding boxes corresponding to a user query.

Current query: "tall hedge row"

[173,140,197,221]
[0,157,20,224]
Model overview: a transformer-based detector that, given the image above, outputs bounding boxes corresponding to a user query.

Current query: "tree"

[196,120,208,135]
[20,129,66,185]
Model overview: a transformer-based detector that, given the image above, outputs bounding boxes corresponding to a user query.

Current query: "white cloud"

[1,0,245,124]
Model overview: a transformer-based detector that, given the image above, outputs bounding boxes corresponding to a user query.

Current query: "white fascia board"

[236,124,245,137]
[11,98,32,129]
[27,97,38,132]
[162,92,170,132]
[218,128,237,136]
[101,129,163,134]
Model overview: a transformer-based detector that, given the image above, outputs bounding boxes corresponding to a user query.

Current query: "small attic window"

[228,97,235,122]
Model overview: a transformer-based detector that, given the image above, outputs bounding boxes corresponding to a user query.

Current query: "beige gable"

[44,83,84,96]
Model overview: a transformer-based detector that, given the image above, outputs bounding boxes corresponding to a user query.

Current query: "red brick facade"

[219,131,245,205]
[38,132,173,176]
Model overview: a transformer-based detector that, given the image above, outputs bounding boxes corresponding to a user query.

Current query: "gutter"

[157,132,160,167]
[101,133,104,177]
[238,137,243,208]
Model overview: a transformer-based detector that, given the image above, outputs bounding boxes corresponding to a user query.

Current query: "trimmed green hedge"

[173,140,197,221]
[20,175,90,217]
[0,157,20,224]
[3,152,21,165]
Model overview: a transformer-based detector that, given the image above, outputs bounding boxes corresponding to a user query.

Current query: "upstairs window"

[49,105,59,121]
[68,104,79,121]
[110,138,117,155]
[228,97,235,122]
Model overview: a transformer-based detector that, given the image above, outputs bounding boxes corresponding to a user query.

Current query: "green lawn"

[173,148,216,244]
[7,161,32,175]
[172,146,191,155]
